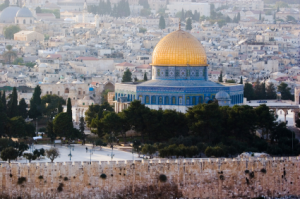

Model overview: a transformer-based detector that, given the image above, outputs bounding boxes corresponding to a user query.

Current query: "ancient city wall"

[0,157,300,199]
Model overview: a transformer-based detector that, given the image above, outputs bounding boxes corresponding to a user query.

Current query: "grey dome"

[16,7,33,18]
[0,6,21,23]
[216,91,230,100]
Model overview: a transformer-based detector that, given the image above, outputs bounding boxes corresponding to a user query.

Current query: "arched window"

[151,96,156,104]
[145,96,149,104]
[179,97,183,105]
[158,96,163,104]
[172,97,176,105]
[192,97,196,105]
[165,96,169,105]
[23,19,26,24]
[186,97,190,105]
[139,95,142,101]
[65,88,69,93]
[30,20,32,24]
[17,20,19,24]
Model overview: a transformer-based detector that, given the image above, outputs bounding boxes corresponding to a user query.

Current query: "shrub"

[57,183,64,192]
[17,177,26,185]
[159,174,167,182]
[100,174,107,179]
[260,168,266,173]
[204,146,225,157]
[38,175,43,180]
[219,175,225,180]
[249,171,255,179]
[63,177,68,181]
[9,174,13,178]
[245,170,249,174]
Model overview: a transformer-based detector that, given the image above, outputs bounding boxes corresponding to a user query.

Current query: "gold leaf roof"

[151,30,208,67]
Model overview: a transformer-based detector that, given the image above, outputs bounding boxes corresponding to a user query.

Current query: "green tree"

[79,117,85,144]
[23,153,37,163]
[28,85,42,118]
[275,1,289,8]
[13,57,23,65]
[277,82,293,100]
[45,147,60,163]
[237,12,240,21]
[286,15,296,22]
[139,0,149,8]
[1,147,18,163]
[255,104,276,139]
[67,98,72,119]
[159,15,165,29]
[143,72,148,81]
[122,69,132,82]
[139,27,147,33]
[36,6,42,13]
[3,25,21,40]
[3,45,17,64]
[181,9,185,21]
[1,90,7,113]
[266,83,276,99]
[141,144,157,158]
[46,121,56,142]
[58,101,63,113]
[123,100,151,141]
[41,94,65,118]
[85,103,113,127]
[0,0,9,11]
[185,18,192,30]
[53,112,73,139]
[186,103,222,142]
[140,8,151,16]
[0,100,8,137]
[239,76,243,84]
[18,98,27,119]
[7,87,18,118]
[244,82,255,100]
[259,12,261,20]
[218,71,223,82]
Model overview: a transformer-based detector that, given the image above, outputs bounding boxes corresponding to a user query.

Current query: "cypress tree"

[239,76,243,84]
[237,12,240,21]
[186,18,192,30]
[1,90,6,113]
[58,101,63,113]
[106,0,112,15]
[122,69,132,82]
[181,9,185,21]
[18,98,27,118]
[67,98,72,119]
[29,85,42,118]
[159,15,166,29]
[144,72,148,81]
[259,12,261,20]
[218,71,223,82]
[8,87,18,118]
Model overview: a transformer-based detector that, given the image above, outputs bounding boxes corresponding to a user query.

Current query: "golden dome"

[151,30,207,67]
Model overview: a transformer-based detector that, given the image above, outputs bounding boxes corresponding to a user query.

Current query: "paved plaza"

[17,144,142,163]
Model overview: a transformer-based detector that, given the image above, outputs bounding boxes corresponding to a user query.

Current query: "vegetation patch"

[38,175,43,180]
[159,174,167,182]
[63,177,68,181]
[219,175,225,180]
[260,168,266,174]
[57,183,64,192]
[100,174,107,179]
[17,177,26,185]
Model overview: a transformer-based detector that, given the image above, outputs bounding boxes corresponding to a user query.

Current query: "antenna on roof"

[179,19,181,30]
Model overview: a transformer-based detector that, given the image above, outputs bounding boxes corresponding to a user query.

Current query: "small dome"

[16,7,33,18]
[0,6,21,23]
[89,87,94,91]
[39,63,48,68]
[216,91,230,100]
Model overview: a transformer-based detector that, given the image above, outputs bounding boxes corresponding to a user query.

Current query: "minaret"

[83,0,88,23]
[95,14,99,28]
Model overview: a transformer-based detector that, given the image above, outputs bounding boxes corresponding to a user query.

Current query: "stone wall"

[0,157,299,198]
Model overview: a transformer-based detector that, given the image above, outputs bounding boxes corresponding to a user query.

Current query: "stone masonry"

[0,157,299,198]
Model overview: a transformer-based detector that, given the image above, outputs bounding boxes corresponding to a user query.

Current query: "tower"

[95,14,99,28]
[83,0,88,23]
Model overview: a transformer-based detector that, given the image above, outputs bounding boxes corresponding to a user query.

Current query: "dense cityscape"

[0,0,299,198]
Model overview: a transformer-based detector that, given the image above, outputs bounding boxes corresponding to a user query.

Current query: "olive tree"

[45,148,60,162]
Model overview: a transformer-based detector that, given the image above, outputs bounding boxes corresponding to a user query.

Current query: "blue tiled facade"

[115,66,244,108]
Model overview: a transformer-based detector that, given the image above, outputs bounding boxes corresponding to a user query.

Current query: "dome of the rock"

[151,30,207,67]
